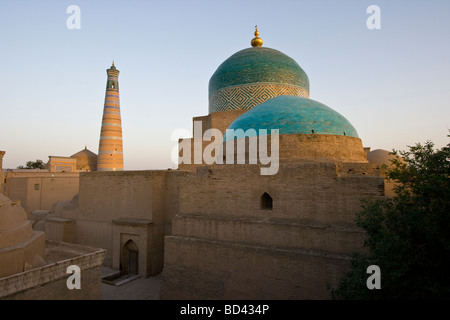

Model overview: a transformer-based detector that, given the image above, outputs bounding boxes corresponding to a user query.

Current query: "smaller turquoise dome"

[224,95,359,141]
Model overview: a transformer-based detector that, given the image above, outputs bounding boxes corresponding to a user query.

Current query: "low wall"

[161,236,350,300]
[0,241,106,300]
[5,172,79,213]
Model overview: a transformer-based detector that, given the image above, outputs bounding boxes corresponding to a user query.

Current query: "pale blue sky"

[1,0,449,170]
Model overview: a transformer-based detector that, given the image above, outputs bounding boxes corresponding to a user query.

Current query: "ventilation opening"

[260,192,273,210]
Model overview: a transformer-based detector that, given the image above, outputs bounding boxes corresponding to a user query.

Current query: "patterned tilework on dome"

[209,47,309,113]
[224,95,359,141]
[209,82,309,113]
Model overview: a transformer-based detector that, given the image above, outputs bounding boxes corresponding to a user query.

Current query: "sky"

[1,0,449,170]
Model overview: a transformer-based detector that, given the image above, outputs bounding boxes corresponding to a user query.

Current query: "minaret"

[97,61,124,171]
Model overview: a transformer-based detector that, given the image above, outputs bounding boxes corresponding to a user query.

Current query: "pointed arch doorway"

[121,239,139,275]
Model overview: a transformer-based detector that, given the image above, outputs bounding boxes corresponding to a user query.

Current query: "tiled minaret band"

[97,61,124,171]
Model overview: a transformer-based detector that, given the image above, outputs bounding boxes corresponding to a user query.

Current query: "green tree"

[17,159,46,169]
[330,138,450,300]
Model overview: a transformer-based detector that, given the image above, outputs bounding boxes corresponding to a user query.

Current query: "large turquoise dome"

[224,95,359,141]
[209,47,310,114]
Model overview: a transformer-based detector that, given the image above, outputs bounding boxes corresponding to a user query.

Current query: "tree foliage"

[17,159,46,169]
[331,138,450,300]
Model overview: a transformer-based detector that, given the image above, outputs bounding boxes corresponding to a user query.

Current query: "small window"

[260,192,273,210]
[34,184,40,191]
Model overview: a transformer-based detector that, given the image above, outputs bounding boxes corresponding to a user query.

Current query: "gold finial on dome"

[112,60,115,66]
[251,25,263,47]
